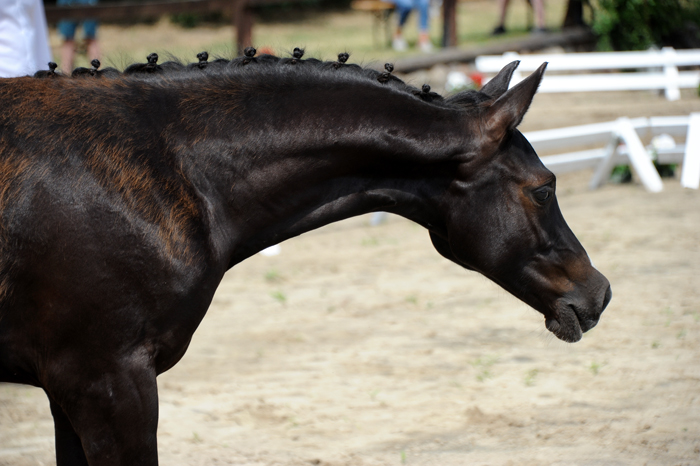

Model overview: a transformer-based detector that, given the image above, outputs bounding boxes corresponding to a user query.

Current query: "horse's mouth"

[545,305,595,343]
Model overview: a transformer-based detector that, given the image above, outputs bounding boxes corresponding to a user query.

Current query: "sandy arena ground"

[0,58,699,466]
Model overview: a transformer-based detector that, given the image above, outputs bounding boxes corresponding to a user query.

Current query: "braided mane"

[32,48,488,109]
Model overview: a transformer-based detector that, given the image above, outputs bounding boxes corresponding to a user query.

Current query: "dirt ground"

[1,53,700,465]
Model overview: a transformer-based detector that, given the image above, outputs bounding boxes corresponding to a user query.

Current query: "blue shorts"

[388,0,430,31]
[57,0,99,40]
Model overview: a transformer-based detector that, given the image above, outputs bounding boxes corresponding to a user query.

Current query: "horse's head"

[430,61,611,342]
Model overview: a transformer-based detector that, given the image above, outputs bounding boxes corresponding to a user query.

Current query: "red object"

[469,72,484,88]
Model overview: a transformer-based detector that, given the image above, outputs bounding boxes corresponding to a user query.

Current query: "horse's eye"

[533,187,552,204]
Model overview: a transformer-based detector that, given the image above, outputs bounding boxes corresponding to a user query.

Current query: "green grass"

[471,355,499,382]
[361,236,380,246]
[264,269,283,283]
[524,368,538,386]
[588,361,606,375]
[270,290,287,304]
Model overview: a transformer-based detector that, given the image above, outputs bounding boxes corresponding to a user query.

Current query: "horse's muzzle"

[547,277,612,343]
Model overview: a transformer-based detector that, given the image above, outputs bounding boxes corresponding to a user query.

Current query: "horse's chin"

[545,306,583,343]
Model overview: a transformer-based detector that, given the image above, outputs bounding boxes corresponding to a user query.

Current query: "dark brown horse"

[0,50,610,465]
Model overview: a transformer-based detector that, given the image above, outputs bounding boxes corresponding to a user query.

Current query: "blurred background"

[38,0,700,72]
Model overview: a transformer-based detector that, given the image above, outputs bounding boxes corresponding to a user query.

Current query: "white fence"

[476,48,700,101]
[522,114,700,192]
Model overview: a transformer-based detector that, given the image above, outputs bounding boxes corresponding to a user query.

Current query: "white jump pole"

[615,118,664,193]
[680,113,700,189]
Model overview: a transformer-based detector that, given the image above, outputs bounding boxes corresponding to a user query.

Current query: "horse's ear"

[479,60,520,99]
[482,62,547,144]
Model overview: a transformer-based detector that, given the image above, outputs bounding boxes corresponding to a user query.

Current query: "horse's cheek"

[445,223,491,272]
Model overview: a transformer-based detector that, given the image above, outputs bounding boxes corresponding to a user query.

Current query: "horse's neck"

[173,81,467,265]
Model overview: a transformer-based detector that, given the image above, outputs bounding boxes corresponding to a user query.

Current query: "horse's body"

[0,52,610,465]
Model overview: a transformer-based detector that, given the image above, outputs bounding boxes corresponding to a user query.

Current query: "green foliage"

[592,0,700,51]
[170,12,224,29]
[610,164,632,183]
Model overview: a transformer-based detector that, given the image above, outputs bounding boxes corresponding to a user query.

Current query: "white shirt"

[0,0,53,77]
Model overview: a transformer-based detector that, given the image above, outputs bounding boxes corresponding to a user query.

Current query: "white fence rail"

[522,114,700,192]
[476,48,700,101]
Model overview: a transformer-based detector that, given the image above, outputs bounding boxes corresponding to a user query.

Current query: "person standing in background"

[492,0,547,35]
[389,0,433,53]
[57,0,100,74]
[0,0,52,77]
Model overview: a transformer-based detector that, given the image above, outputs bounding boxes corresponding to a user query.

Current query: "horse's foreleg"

[46,358,160,466]
[49,398,89,466]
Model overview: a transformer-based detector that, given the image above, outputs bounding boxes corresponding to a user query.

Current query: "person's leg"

[414,0,432,51]
[57,20,77,73]
[83,19,101,61]
[531,0,546,31]
[391,0,412,51]
[492,0,510,35]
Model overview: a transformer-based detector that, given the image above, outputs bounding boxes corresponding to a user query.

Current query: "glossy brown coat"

[0,55,610,465]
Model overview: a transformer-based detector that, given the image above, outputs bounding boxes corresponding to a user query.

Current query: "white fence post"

[588,118,664,192]
[680,113,700,189]
[662,47,681,101]
[526,114,695,192]
[589,135,621,190]
[616,117,664,192]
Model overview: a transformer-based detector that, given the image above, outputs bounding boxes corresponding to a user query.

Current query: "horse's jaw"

[429,231,612,343]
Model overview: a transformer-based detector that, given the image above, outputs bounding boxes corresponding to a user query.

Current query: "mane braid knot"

[333,52,350,69]
[242,47,256,65]
[26,50,458,109]
[123,53,163,74]
[290,47,304,64]
[197,51,209,69]
[412,83,442,102]
[145,53,160,71]
[90,59,101,76]
[377,62,394,84]
[34,61,60,78]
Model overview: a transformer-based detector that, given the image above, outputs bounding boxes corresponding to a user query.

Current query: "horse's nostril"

[602,285,612,312]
